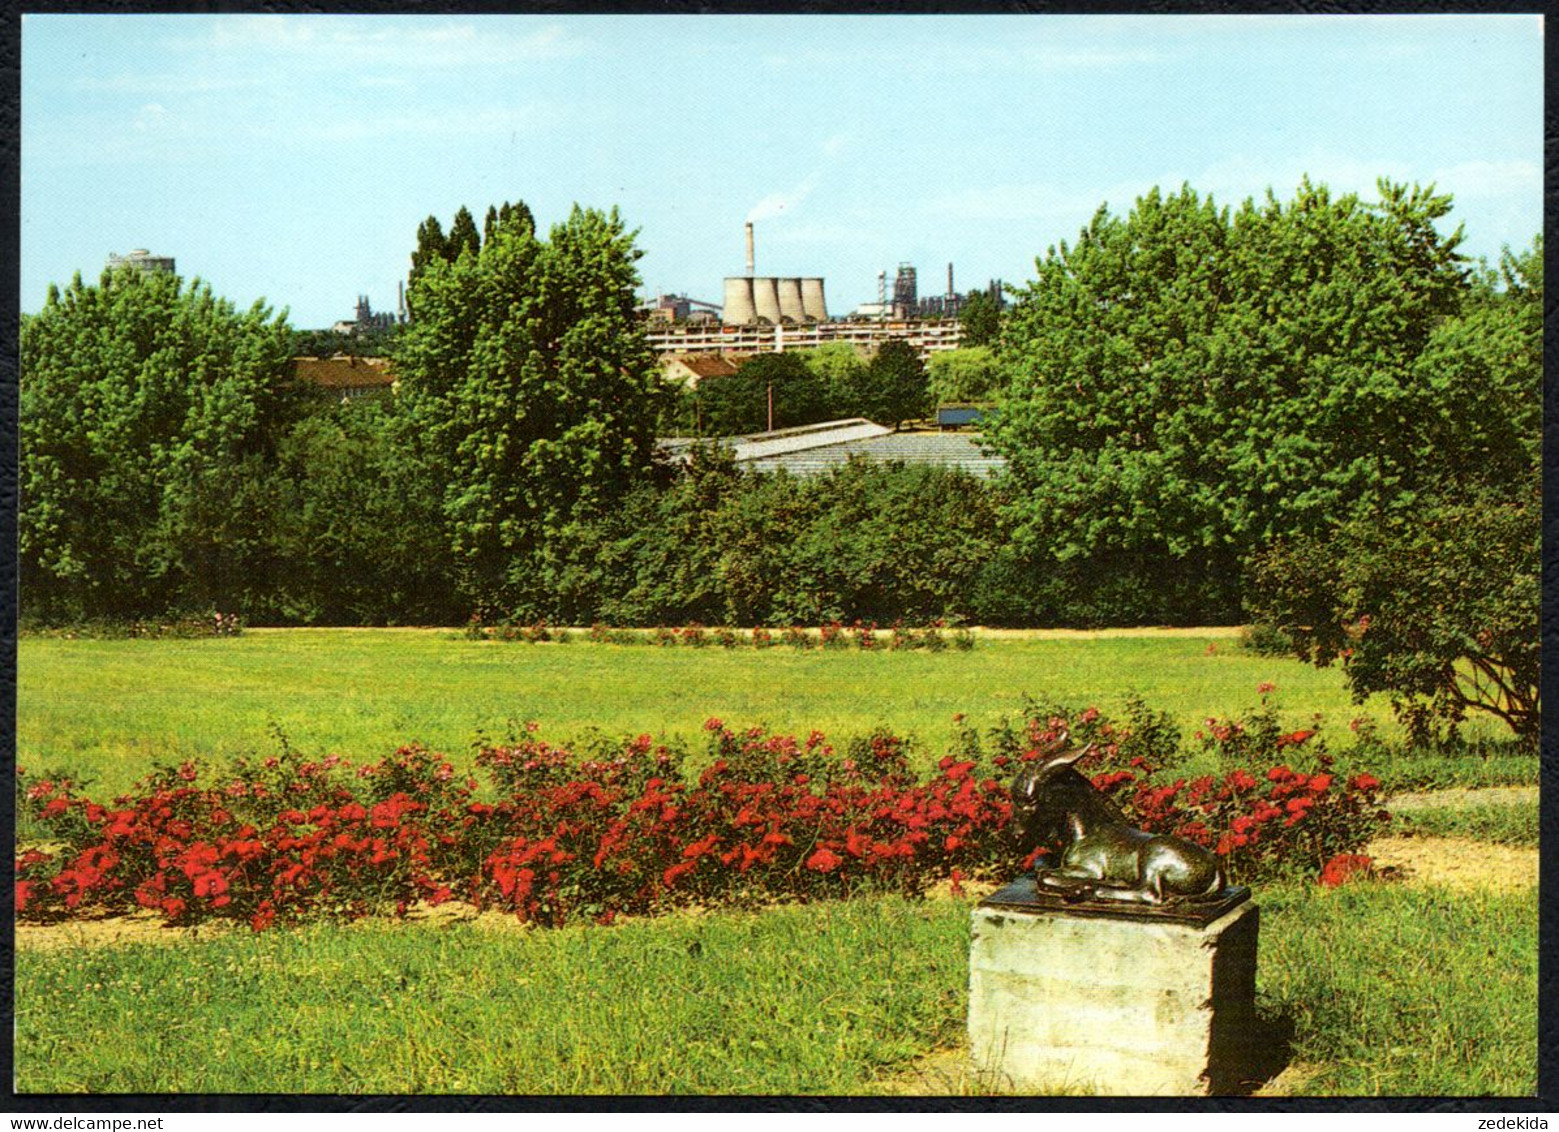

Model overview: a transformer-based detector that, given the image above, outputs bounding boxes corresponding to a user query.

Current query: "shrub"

[1251,483,1539,746]
[1240,622,1295,656]
[782,626,812,650]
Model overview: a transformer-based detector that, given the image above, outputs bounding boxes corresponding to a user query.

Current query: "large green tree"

[987,178,1482,616]
[695,352,835,436]
[927,346,1002,404]
[446,205,481,261]
[958,288,1002,348]
[271,399,458,626]
[1251,480,1539,745]
[1247,236,1541,743]
[21,268,297,620]
[859,339,929,429]
[395,202,668,615]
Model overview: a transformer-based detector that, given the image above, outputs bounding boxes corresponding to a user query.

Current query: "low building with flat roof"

[659,418,1005,479]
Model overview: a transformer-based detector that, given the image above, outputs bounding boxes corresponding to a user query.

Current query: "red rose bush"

[16,697,1390,932]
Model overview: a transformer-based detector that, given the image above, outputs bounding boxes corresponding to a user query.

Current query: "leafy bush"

[1251,483,1539,746]
[1240,622,1296,656]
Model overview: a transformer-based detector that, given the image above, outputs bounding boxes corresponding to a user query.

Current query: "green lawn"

[15,878,1536,1096]
[19,629,1529,799]
[5,630,1365,787]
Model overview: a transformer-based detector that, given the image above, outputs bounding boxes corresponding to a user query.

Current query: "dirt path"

[243,625,1246,640]
[1387,785,1539,812]
[1365,835,1538,894]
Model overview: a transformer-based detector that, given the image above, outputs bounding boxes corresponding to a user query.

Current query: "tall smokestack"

[745,222,755,275]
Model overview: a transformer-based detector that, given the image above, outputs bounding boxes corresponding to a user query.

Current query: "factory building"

[106,249,176,275]
[720,222,828,326]
[646,318,964,366]
[644,222,995,363]
[332,295,397,335]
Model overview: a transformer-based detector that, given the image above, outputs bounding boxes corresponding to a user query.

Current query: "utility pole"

[767,382,774,432]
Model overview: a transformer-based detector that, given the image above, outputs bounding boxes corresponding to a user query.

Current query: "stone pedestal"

[967,897,1260,1096]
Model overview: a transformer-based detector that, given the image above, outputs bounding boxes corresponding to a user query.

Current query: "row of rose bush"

[464,619,976,652]
[16,699,1388,933]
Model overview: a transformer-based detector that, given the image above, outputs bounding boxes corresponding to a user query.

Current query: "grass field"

[14,877,1536,1096]
[15,629,1530,799]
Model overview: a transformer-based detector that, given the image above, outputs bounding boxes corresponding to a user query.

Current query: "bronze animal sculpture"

[1010,732,1225,906]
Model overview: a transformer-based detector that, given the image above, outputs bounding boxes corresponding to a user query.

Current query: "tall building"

[106,249,175,275]
[893,263,918,315]
[333,295,397,335]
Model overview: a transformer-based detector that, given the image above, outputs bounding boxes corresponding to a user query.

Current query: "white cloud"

[747,175,818,223]
[745,133,852,223]
[1020,46,1168,68]
[131,102,169,133]
[74,71,261,95]
[300,106,546,144]
[1428,159,1540,201]
[181,16,588,69]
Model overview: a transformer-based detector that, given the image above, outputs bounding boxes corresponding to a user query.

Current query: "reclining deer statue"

[1010,731,1225,906]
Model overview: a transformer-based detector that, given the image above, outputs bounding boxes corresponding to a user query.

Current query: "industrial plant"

[642,220,999,368]
[719,222,829,326]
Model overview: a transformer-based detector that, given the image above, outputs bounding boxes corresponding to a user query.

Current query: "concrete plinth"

[968,898,1260,1096]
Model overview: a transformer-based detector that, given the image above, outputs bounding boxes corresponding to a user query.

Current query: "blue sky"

[21,13,1544,329]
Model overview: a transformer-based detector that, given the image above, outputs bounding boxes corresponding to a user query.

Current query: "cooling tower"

[753,276,782,324]
[777,277,805,323]
[801,278,828,322]
[723,277,757,326]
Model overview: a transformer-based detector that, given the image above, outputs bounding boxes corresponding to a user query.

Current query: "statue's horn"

[1036,740,1096,776]
[1053,742,1096,768]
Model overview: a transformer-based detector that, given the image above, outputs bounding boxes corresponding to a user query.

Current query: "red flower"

[1350,773,1381,792]
[1319,853,1373,888]
[192,871,229,899]
[805,848,843,873]
[662,860,697,887]
[1308,774,1333,793]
